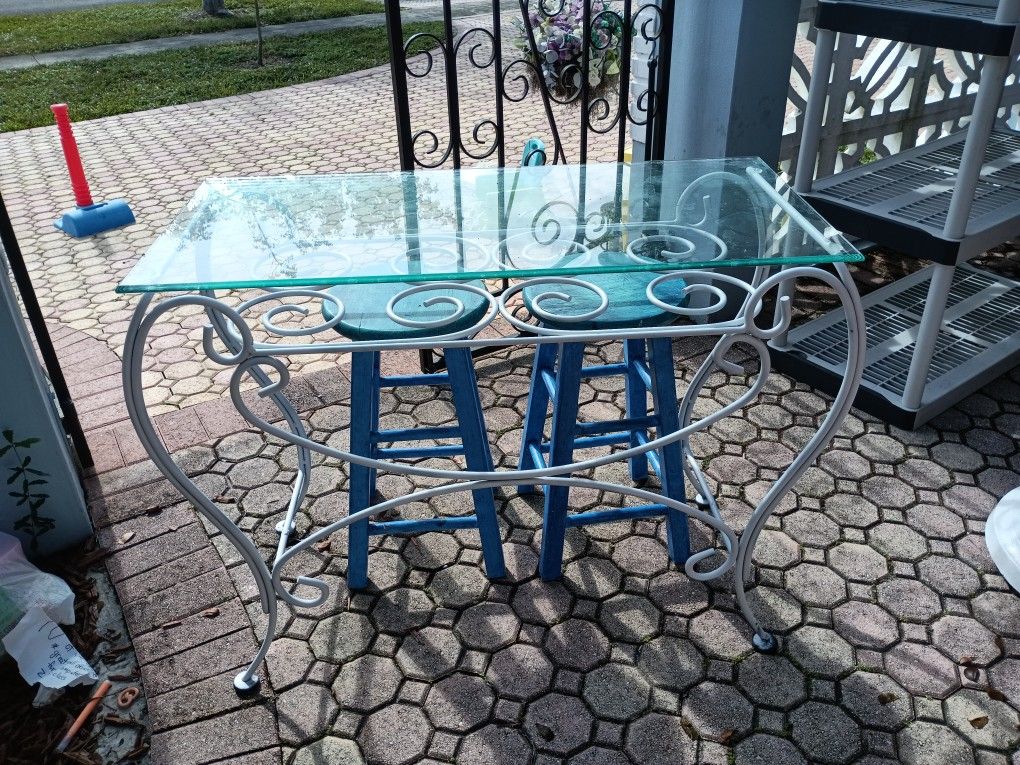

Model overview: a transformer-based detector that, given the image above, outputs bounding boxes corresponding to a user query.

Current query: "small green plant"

[1,429,54,552]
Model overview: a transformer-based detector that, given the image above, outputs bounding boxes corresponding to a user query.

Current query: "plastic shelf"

[771,263,1020,428]
[804,127,1020,266]
[815,0,1017,56]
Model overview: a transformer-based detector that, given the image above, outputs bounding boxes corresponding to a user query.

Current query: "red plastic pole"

[50,104,94,208]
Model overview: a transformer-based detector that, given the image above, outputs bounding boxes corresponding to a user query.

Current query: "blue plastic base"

[53,199,135,238]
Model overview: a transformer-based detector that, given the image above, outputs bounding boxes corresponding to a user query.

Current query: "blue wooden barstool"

[322,281,505,589]
[517,255,691,579]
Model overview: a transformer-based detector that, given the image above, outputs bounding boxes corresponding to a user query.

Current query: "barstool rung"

[565,504,668,526]
[379,372,450,387]
[372,425,462,443]
[541,369,558,398]
[632,359,653,389]
[528,443,547,469]
[539,432,632,450]
[579,362,630,378]
[377,444,465,458]
[574,416,656,436]
[368,515,477,535]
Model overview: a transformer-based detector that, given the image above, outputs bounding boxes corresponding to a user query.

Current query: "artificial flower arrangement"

[517,0,623,102]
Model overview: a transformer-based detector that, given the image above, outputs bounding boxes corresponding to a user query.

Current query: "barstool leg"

[648,338,690,563]
[444,348,506,579]
[539,342,585,580]
[518,342,558,493]
[623,339,650,482]
[346,351,375,590]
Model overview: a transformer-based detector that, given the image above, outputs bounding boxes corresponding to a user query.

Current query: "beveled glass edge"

[115,252,865,294]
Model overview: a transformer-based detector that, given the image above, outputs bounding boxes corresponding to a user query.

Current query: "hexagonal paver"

[424,673,496,732]
[990,657,1020,701]
[523,692,594,755]
[457,725,534,765]
[789,701,862,764]
[737,653,807,709]
[862,477,915,508]
[854,433,906,463]
[228,457,280,489]
[428,564,489,608]
[904,504,966,540]
[823,493,880,528]
[276,682,340,745]
[828,542,888,582]
[583,663,651,722]
[931,615,1002,666]
[785,563,847,608]
[945,688,1020,749]
[688,609,753,661]
[624,713,697,765]
[840,671,912,731]
[570,746,632,765]
[786,626,855,678]
[562,557,623,599]
[869,523,927,561]
[598,592,662,643]
[783,510,840,547]
[753,529,801,569]
[395,626,462,681]
[681,681,753,742]
[876,579,941,623]
[916,556,980,598]
[372,587,434,634]
[897,721,976,765]
[647,571,710,616]
[546,618,610,672]
[972,591,1020,637]
[511,578,573,625]
[293,736,365,765]
[310,611,373,664]
[487,643,554,701]
[885,642,960,699]
[832,601,899,649]
[734,734,807,765]
[636,635,704,693]
[359,704,433,765]
[612,535,670,576]
[333,654,401,712]
[456,602,521,650]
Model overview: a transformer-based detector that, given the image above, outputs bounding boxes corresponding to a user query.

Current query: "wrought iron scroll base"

[123,257,864,694]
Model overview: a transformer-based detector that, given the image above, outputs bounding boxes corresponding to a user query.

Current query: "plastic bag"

[0,532,74,655]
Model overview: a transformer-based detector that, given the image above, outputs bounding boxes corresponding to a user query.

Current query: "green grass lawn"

[0,22,439,131]
[0,0,383,58]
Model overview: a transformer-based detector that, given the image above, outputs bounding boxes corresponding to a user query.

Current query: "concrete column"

[663,0,801,166]
[0,250,90,557]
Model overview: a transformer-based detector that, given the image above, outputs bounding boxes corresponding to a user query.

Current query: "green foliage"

[0,0,382,57]
[0,23,442,131]
[1,429,54,552]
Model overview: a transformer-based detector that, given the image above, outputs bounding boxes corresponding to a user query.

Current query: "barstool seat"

[322,281,504,589]
[519,264,690,580]
[522,253,687,331]
[323,280,491,340]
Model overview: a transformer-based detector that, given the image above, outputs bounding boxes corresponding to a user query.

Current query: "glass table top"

[117,158,863,294]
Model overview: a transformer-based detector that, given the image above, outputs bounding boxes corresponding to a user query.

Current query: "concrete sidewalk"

[0,1,493,70]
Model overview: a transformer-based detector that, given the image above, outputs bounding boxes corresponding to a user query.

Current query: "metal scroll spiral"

[627,2,664,130]
[404,32,455,168]
[455,27,501,161]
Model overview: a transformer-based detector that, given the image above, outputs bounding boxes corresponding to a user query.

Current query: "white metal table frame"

[120,165,866,695]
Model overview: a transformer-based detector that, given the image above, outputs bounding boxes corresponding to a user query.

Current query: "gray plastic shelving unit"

[770,0,1020,428]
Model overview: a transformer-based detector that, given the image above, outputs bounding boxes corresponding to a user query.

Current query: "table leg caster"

[696,494,711,513]
[752,631,779,654]
[234,671,261,697]
[275,519,296,535]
